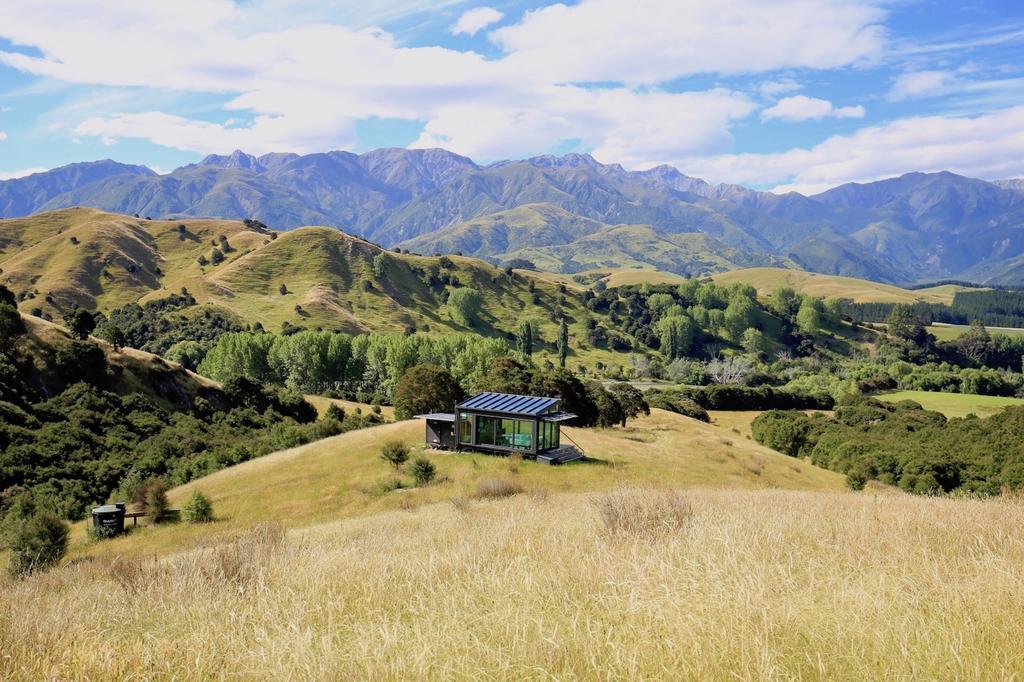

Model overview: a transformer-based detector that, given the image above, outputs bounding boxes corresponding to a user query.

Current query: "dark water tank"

[91,502,126,536]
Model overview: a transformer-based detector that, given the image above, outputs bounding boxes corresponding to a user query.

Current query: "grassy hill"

[8,479,1024,677]
[66,408,844,559]
[712,267,972,303]
[0,208,611,360]
[16,313,218,410]
[0,208,270,314]
[400,203,791,277]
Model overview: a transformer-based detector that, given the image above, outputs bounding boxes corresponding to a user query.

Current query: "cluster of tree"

[197,329,512,403]
[876,307,1024,372]
[580,280,843,361]
[95,292,245,358]
[390,357,650,428]
[843,288,1024,329]
[752,397,1024,495]
[650,384,834,411]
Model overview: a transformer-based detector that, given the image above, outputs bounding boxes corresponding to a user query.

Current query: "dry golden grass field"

[713,267,971,304]
[3,488,1024,679]
[61,409,842,560]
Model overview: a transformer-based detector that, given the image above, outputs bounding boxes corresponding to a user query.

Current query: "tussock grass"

[4,490,1024,679]
[593,487,692,538]
[473,478,524,499]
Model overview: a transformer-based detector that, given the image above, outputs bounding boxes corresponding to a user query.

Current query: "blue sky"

[0,0,1022,193]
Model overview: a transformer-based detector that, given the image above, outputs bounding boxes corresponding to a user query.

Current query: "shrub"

[182,490,214,523]
[644,390,710,422]
[54,340,107,385]
[473,478,523,499]
[7,512,69,577]
[592,487,692,538]
[325,403,345,422]
[0,303,26,348]
[411,457,436,486]
[751,410,812,457]
[143,478,170,523]
[380,440,410,469]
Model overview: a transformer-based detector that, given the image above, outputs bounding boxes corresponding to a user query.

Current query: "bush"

[671,384,834,411]
[473,478,523,499]
[325,403,345,422]
[751,410,812,457]
[380,440,410,469]
[7,512,69,577]
[411,457,436,486]
[0,303,26,348]
[54,341,107,385]
[143,478,170,523]
[182,489,214,523]
[644,390,710,422]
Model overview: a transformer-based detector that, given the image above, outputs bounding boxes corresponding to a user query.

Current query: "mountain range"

[3,148,1024,285]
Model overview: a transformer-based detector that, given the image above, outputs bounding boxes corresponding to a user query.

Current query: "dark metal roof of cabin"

[457,392,561,416]
[414,413,456,422]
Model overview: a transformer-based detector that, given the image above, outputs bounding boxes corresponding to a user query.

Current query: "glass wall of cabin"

[473,415,533,450]
[538,421,560,451]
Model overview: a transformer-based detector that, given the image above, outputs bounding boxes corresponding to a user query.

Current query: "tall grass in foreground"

[3,488,1024,679]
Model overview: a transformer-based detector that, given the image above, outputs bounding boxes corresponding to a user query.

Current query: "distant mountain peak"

[994,178,1024,192]
[198,150,264,171]
[4,149,1024,285]
[527,152,603,169]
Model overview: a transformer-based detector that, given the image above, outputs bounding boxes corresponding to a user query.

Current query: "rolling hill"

[7,412,1024,678]
[5,151,1024,284]
[13,313,219,409]
[68,408,844,560]
[712,267,973,304]
[0,208,620,362]
[400,203,791,276]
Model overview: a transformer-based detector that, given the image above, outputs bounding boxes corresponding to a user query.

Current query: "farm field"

[713,267,970,304]
[929,322,1024,341]
[590,267,690,288]
[64,409,844,561]
[876,390,1024,418]
[6,488,1024,679]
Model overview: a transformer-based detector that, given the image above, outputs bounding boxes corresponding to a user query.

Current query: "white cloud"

[761,95,865,122]
[888,68,1024,111]
[757,79,802,97]
[491,0,886,85]
[681,106,1024,193]
[0,167,47,180]
[0,130,6,141]
[889,70,954,100]
[0,0,888,162]
[451,7,504,36]
[411,87,755,165]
